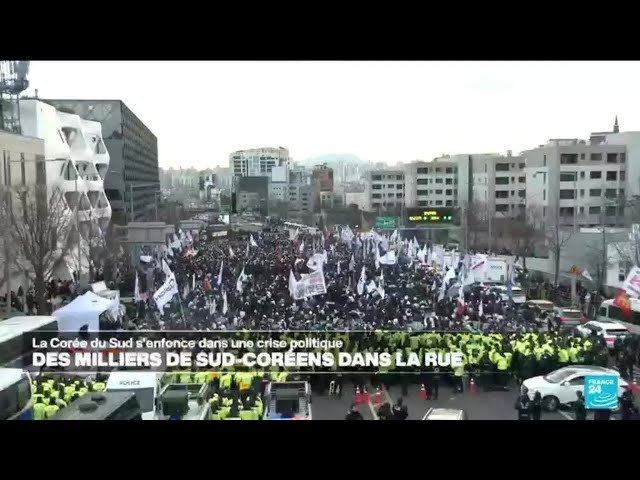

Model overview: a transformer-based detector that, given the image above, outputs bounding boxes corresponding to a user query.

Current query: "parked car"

[575,320,630,349]
[551,307,586,329]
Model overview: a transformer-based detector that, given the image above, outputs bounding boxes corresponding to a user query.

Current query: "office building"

[522,137,627,228]
[269,166,288,202]
[42,99,159,224]
[364,169,405,213]
[404,158,458,209]
[229,147,289,185]
[288,166,312,215]
[0,130,45,188]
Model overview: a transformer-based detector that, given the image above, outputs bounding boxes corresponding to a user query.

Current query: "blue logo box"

[584,375,619,410]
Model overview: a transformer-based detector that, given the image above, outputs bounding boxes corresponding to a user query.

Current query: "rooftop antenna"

[0,60,30,134]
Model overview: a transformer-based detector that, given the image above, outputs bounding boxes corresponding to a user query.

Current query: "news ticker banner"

[28,331,475,373]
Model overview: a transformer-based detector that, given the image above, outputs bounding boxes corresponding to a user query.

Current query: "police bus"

[0,368,33,420]
[263,381,312,420]
[51,391,143,420]
[597,298,640,335]
[0,316,59,369]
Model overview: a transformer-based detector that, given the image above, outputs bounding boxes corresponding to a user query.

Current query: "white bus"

[597,298,640,335]
[0,368,34,420]
[0,316,59,368]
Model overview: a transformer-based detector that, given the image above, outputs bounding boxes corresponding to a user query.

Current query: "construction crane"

[0,60,30,134]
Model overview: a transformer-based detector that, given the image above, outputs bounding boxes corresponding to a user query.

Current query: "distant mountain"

[298,154,367,167]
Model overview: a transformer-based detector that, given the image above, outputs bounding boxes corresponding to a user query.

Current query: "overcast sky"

[25,61,640,169]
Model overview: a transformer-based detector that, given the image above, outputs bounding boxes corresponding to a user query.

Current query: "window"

[454,189,457,196]
[621,171,626,181]
[568,376,585,386]
[495,191,509,199]
[435,200,443,206]
[417,179,428,185]
[590,171,601,179]
[484,164,487,173]
[435,189,443,195]
[446,178,452,185]
[496,163,510,172]
[387,192,395,198]
[560,154,578,164]
[620,153,626,163]
[607,153,618,163]
[606,206,617,217]
[589,206,600,215]
[372,175,382,181]
[372,193,381,199]
[579,189,584,197]
[560,172,576,182]
[559,189,575,200]
[387,202,395,207]
[495,177,509,185]
[605,189,617,199]
[543,155,547,167]
[396,175,403,180]
[435,167,442,173]
[606,171,617,181]
[580,153,585,160]
[519,163,525,169]
[396,184,403,189]
[589,189,601,197]
[435,178,443,184]
[444,167,452,174]
[543,190,546,201]
[496,204,509,212]
[418,201,428,207]
[396,193,403,199]
[387,184,394,188]
[590,153,602,161]
[619,188,625,197]
[445,189,452,195]
[510,190,515,196]
[417,168,428,174]
[579,207,584,214]
[518,190,525,198]
[417,189,428,196]
[543,206,547,217]
[372,184,381,190]
[518,176,525,183]
[446,200,453,206]
[559,207,574,216]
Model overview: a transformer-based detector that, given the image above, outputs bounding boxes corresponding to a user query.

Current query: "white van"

[106,371,165,420]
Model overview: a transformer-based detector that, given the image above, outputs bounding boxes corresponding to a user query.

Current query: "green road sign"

[375,216,397,228]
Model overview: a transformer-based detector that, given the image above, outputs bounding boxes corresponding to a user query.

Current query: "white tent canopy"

[52,291,117,332]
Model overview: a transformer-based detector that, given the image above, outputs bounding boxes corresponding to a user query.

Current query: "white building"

[229,147,289,183]
[19,99,111,278]
[364,169,405,213]
[404,158,458,209]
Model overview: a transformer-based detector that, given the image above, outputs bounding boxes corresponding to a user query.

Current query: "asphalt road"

[311,382,572,420]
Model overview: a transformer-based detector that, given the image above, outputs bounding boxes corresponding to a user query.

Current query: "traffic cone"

[420,383,427,400]
[374,387,383,405]
[363,387,370,403]
[355,386,362,405]
[469,377,477,394]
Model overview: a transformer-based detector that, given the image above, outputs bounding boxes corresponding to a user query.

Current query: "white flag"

[153,275,178,315]
[210,297,216,315]
[379,251,397,265]
[222,289,228,314]
[228,246,235,258]
[377,283,386,300]
[134,271,140,303]
[348,254,355,271]
[289,270,297,297]
[299,240,305,253]
[337,261,341,275]
[366,279,377,294]
[479,299,484,317]
[357,266,366,296]
[375,243,381,270]
[438,279,446,302]
[379,268,384,287]
[246,243,250,258]
[250,235,258,247]
[217,261,224,286]
[390,229,398,242]
[236,267,247,293]
[458,284,465,307]
[192,274,196,292]
[582,270,593,282]
[307,253,324,272]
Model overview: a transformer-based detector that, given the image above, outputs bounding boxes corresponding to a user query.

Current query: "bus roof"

[106,371,160,390]
[0,316,58,343]
[51,392,140,420]
[602,297,640,311]
[0,368,27,391]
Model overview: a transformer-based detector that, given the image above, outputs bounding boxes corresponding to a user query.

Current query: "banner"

[307,253,325,271]
[211,231,228,238]
[379,251,397,265]
[622,266,640,298]
[293,270,327,300]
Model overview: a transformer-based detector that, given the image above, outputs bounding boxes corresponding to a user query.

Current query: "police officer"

[345,404,364,420]
[392,398,408,420]
[573,391,587,420]
[515,386,531,420]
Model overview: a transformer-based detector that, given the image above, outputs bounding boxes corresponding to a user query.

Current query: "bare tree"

[542,205,574,287]
[504,206,544,273]
[0,185,76,313]
[461,200,489,249]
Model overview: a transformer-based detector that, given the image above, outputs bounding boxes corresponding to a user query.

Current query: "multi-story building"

[42,99,158,224]
[0,130,45,188]
[311,164,334,211]
[269,166,288,203]
[364,169,405,213]
[288,166,312,215]
[523,137,627,228]
[236,176,268,215]
[229,147,289,186]
[404,158,458,209]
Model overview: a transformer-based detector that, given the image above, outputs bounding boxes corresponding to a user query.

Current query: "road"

[311,382,629,420]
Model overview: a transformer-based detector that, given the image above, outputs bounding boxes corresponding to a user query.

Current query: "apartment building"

[403,158,457,208]
[287,166,312,214]
[229,147,289,185]
[522,138,627,228]
[364,169,405,213]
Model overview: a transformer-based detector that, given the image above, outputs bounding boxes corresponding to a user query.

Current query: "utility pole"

[4,188,12,317]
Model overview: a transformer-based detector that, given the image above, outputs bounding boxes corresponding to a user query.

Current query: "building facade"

[236,176,268,215]
[43,99,159,224]
[230,147,289,184]
[364,169,405,213]
[404,158,458,209]
[522,138,627,228]
[311,164,334,211]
